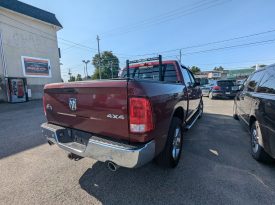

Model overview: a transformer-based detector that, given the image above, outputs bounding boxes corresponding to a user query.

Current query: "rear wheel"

[250,121,271,162]
[155,117,183,168]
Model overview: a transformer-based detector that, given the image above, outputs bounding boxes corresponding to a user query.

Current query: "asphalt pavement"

[0,98,274,205]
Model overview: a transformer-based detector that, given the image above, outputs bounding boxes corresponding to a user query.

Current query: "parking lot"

[0,98,275,205]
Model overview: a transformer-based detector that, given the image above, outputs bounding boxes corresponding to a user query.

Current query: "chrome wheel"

[172,127,182,160]
[251,127,259,153]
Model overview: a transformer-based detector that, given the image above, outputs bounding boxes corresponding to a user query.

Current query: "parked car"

[233,64,275,162]
[236,79,246,86]
[41,56,203,170]
[209,79,239,99]
[200,83,215,97]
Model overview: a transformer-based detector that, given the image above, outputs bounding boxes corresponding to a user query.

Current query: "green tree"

[213,66,224,71]
[76,74,83,81]
[92,51,120,79]
[190,66,201,74]
[68,75,76,82]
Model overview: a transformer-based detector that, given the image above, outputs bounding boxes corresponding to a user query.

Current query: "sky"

[21,0,275,80]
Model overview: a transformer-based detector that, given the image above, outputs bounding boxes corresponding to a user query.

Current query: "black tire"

[155,117,183,168]
[233,102,239,120]
[250,121,272,162]
[198,99,203,119]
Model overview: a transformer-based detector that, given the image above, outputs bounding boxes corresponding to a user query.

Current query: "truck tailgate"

[44,80,129,141]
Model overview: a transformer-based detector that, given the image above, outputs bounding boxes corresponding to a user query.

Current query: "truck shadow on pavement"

[79,113,275,205]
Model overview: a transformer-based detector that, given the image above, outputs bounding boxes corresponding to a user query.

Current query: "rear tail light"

[43,95,46,116]
[129,97,154,133]
[213,86,221,90]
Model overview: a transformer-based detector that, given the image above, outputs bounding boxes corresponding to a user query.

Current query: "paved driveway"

[0,98,274,205]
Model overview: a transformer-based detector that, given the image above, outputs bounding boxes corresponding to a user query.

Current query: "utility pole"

[110,61,113,79]
[68,68,72,81]
[82,60,90,79]
[96,35,102,80]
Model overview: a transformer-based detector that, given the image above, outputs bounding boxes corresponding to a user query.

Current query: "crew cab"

[41,56,203,170]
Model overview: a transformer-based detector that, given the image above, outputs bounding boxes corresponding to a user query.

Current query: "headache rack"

[126,55,164,81]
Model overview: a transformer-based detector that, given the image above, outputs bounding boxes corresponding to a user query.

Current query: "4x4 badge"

[107,114,125,120]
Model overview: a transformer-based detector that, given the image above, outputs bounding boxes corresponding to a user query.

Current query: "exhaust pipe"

[107,161,120,172]
[67,153,83,161]
[48,140,54,146]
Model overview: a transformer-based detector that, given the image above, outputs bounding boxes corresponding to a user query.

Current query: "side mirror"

[195,79,200,86]
[238,85,244,91]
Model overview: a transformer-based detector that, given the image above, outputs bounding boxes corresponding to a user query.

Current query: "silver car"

[200,84,215,97]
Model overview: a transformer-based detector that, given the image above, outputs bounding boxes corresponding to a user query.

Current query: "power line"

[59,0,224,53]
[181,38,275,56]
[115,29,275,58]
[194,58,275,66]
[101,0,227,38]
[113,1,227,37]
[61,38,275,73]
[0,13,98,51]
[101,0,208,36]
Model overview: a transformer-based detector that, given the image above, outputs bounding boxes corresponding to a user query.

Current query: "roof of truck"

[128,60,179,68]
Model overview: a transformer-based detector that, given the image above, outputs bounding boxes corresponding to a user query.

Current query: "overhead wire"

[101,0,228,38]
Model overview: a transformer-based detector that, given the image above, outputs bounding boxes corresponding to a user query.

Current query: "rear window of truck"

[121,64,178,83]
[217,80,235,87]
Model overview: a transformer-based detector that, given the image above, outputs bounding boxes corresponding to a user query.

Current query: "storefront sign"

[21,56,51,77]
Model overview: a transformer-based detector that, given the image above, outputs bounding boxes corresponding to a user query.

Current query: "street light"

[82,60,90,79]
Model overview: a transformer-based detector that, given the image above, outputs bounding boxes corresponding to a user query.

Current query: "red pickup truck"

[41,56,203,170]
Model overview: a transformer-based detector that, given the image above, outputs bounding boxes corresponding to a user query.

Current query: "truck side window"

[182,68,192,87]
[187,70,195,86]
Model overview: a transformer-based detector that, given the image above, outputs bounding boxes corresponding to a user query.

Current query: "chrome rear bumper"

[41,123,155,168]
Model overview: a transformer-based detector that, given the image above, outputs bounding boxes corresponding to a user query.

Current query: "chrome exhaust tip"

[67,153,83,161]
[107,161,119,172]
[48,140,54,146]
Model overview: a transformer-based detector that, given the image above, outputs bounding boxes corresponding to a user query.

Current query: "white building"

[0,0,62,102]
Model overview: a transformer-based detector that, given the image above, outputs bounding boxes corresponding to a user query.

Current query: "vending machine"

[6,77,28,103]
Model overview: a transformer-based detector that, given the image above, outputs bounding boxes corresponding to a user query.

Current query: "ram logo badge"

[69,98,77,111]
[107,114,125,120]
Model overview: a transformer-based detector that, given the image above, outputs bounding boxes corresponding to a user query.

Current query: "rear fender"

[169,106,185,129]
